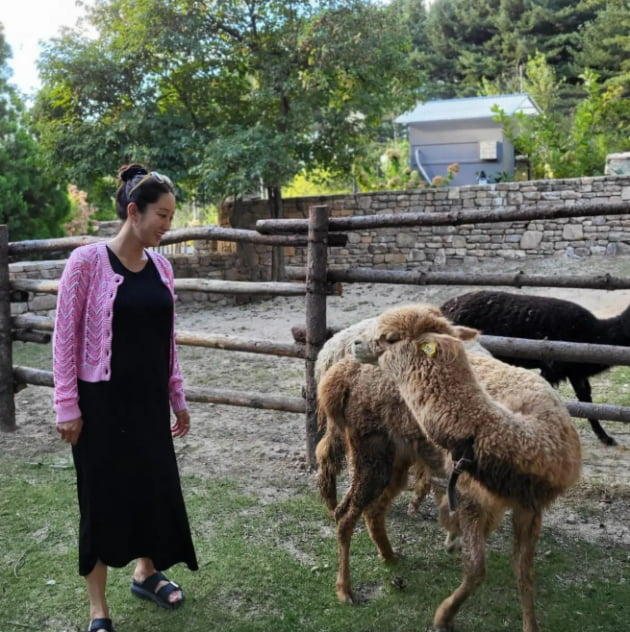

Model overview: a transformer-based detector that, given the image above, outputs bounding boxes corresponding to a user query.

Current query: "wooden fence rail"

[11,315,306,358]
[11,278,342,298]
[287,267,630,291]
[256,200,630,233]
[7,227,347,257]
[12,366,305,413]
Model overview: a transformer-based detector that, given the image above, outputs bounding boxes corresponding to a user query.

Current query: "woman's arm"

[52,249,90,423]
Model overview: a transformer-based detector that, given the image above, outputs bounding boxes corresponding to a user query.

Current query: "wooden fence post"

[0,225,16,431]
[304,205,329,469]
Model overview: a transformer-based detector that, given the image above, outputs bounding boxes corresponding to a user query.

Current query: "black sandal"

[131,571,184,609]
[88,618,115,632]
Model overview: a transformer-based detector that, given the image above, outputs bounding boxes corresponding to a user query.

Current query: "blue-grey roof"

[395,93,540,125]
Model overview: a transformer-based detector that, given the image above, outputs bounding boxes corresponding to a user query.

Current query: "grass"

[1,457,629,632]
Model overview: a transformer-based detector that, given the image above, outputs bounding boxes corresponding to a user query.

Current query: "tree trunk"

[267,185,285,281]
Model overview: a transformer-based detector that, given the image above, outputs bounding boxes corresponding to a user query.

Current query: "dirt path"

[4,253,630,545]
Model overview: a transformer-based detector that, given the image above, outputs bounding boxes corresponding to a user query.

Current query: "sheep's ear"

[452,325,480,341]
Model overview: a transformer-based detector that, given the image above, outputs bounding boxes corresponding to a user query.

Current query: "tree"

[575,0,630,96]
[495,55,630,179]
[33,2,422,238]
[0,24,69,241]
[418,0,602,101]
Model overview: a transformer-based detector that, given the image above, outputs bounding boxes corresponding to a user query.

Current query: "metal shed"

[395,94,540,186]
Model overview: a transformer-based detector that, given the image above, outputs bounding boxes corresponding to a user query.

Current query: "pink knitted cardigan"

[53,241,187,423]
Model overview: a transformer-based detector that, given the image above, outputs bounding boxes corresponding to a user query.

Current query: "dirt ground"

[4,253,630,547]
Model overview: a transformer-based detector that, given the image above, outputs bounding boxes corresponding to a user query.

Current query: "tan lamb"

[352,304,582,632]
[316,356,448,603]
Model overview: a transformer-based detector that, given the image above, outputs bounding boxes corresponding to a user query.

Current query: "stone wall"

[220,175,630,274]
[9,175,630,316]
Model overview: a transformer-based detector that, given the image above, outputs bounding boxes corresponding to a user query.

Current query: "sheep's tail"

[315,421,346,514]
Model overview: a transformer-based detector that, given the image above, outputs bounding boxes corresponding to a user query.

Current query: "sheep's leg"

[363,461,410,561]
[433,508,486,632]
[568,375,616,446]
[333,434,395,603]
[334,498,363,603]
[512,506,542,632]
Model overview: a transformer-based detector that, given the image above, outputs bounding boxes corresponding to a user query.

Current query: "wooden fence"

[2,199,630,467]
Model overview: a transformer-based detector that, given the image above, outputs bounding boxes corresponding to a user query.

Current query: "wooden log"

[12,314,54,331]
[0,225,16,431]
[8,227,347,257]
[12,365,630,423]
[10,315,305,357]
[566,401,630,423]
[304,205,330,469]
[256,200,630,234]
[10,279,60,294]
[479,335,630,365]
[13,312,630,366]
[158,225,348,247]
[13,365,54,388]
[11,366,306,413]
[286,266,630,291]
[13,331,51,344]
[8,235,101,256]
[185,386,305,412]
[174,279,341,296]
[176,330,305,358]
[9,277,343,298]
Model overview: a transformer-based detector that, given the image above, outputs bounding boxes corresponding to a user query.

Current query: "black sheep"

[441,290,627,446]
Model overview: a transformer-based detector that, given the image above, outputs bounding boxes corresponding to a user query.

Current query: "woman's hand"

[172,409,190,438]
[56,417,83,445]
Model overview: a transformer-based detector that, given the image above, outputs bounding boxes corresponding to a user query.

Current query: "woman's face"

[130,192,176,247]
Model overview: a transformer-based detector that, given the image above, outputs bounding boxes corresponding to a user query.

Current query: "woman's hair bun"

[118,163,148,182]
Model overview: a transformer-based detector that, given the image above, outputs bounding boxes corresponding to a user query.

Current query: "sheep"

[314,309,513,604]
[441,289,624,446]
[352,304,581,632]
[316,355,449,603]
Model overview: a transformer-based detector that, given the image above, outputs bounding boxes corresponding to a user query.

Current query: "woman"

[53,164,198,632]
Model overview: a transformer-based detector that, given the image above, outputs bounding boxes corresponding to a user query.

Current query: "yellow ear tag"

[419,342,437,357]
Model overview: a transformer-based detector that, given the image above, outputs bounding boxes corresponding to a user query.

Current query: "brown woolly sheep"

[316,357,448,603]
[353,304,582,632]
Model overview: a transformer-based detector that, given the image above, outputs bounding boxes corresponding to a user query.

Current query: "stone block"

[562,224,584,240]
[519,231,543,249]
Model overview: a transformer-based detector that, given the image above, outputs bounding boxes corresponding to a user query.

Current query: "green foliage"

[0,26,70,240]
[32,0,422,211]
[575,0,630,96]
[282,169,350,198]
[494,54,630,179]
[352,139,460,192]
[406,0,603,105]
[64,185,98,236]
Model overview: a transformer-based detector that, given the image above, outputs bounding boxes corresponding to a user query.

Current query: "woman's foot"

[88,618,115,632]
[131,570,184,608]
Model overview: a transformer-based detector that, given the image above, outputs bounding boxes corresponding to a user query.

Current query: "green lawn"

[1,458,628,632]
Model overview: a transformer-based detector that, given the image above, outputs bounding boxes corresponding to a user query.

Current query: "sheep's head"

[352,304,478,363]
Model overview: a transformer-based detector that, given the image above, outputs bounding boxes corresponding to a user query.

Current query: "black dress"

[72,248,198,576]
